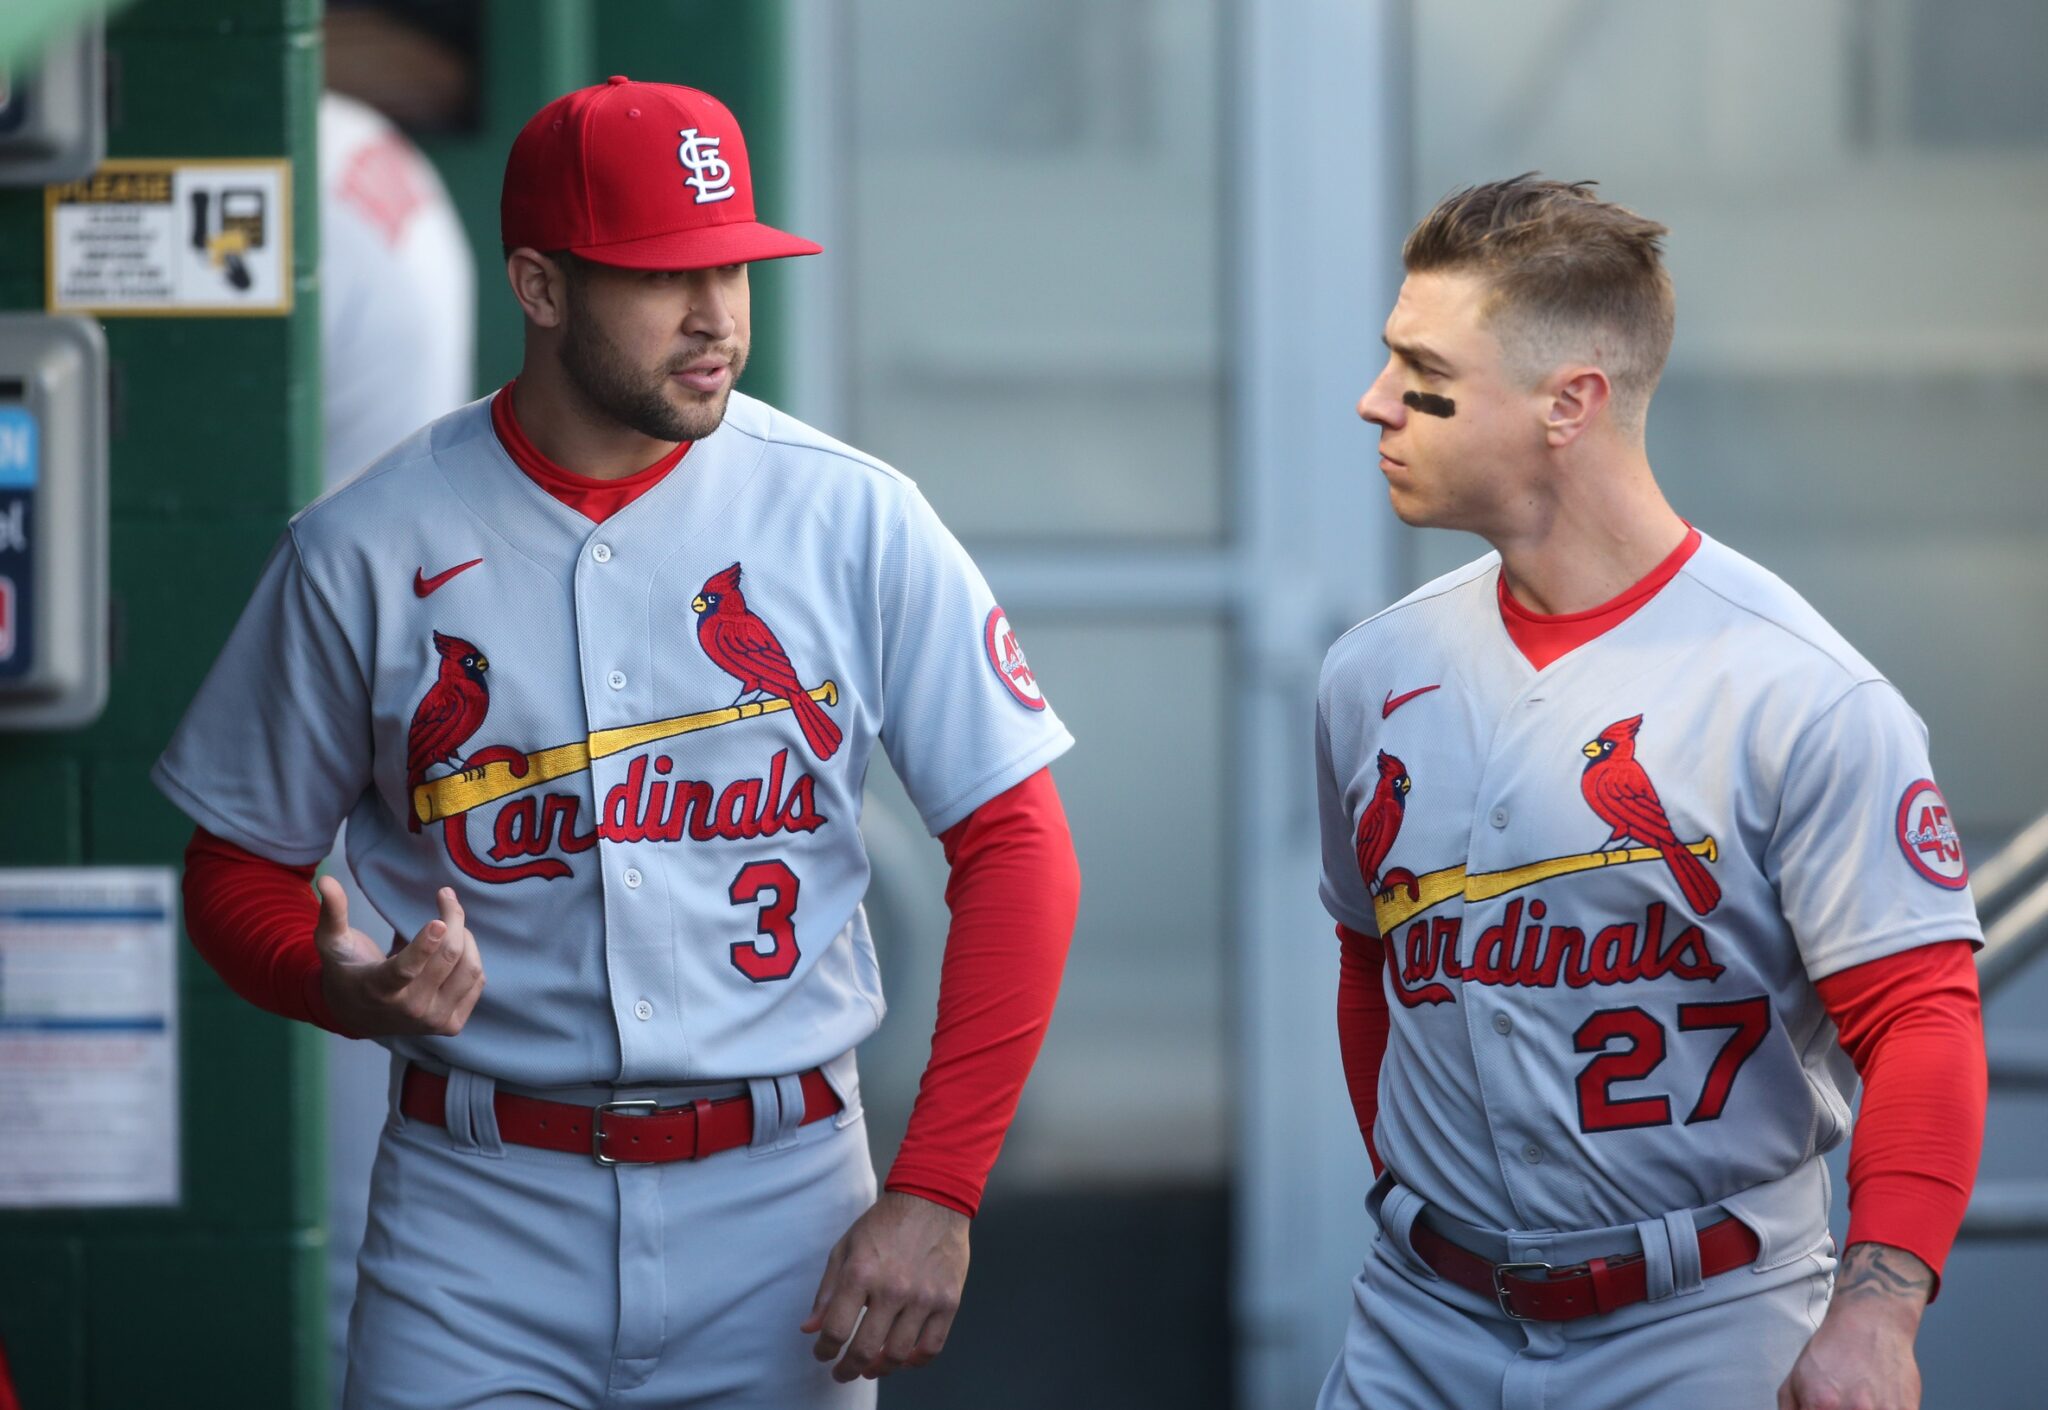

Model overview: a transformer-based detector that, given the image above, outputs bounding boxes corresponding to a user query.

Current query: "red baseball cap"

[501,75,821,270]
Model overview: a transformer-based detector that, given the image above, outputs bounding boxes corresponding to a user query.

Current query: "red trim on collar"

[489,380,690,523]
[1498,525,1702,671]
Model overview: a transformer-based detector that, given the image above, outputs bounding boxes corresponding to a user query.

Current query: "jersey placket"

[553,428,760,1085]
[1451,658,1579,1229]
[572,525,675,1080]
[1459,599,1724,1230]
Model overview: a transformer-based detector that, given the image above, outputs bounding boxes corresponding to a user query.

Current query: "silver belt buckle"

[1490,1260,1553,1321]
[592,1098,658,1165]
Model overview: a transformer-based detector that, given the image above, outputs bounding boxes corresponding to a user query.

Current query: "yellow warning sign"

[46,158,293,316]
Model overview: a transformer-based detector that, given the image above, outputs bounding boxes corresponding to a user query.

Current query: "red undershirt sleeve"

[1336,924,1391,1175]
[182,826,354,1036]
[1814,938,1986,1296]
[882,768,1081,1218]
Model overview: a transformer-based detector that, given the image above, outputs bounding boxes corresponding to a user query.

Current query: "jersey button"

[1490,807,1509,829]
[624,868,643,889]
[608,670,627,690]
[1521,1143,1543,1164]
[634,999,653,1021]
[592,543,613,563]
[1491,1013,1512,1035]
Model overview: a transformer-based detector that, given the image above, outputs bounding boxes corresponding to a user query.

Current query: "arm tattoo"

[1834,1243,1934,1307]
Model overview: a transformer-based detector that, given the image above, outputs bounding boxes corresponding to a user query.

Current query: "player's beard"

[558,312,749,444]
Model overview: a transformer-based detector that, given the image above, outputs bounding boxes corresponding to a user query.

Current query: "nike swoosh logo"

[1382,684,1442,718]
[413,558,484,598]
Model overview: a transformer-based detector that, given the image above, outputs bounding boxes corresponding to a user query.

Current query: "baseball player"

[1315,177,1986,1410]
[156,77,1081,1409]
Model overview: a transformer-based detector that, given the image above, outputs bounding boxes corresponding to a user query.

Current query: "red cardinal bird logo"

[692,563,842,762]
[405,631,491,833]
[1580,715,1720,916]
[1355,750,1421,901]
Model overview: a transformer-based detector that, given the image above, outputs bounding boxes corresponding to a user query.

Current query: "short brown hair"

[1404,175,1674,431]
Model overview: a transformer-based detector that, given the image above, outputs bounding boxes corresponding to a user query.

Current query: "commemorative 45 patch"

[984,606,1046,711]
[1896,779,1968,889]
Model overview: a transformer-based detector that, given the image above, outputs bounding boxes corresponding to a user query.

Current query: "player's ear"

[506,247,570,330]
[1542,365,1611,448]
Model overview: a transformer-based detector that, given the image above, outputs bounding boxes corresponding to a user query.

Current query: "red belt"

[400,1065,841,1165]
[1408,1215,1761,1322]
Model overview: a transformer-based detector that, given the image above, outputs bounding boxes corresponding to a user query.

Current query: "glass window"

[845,0,1228,543]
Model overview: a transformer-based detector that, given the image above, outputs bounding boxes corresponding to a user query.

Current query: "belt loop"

[1377,1182,1440,1282]
[773,1072,805,1146]
[444,1067,504,1158]
[1633,1216,1677,1302]
[440,1067,474,1149]
[1363,1169,1396,1222]
[386,1053,411,1131]
[1662,1208,1704,1295]
[747,1075,801,1153]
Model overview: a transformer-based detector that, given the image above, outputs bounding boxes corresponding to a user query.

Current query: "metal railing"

[1974,810,2048,999]
[1971,811,2048,929]
[1957,810,2048,1239]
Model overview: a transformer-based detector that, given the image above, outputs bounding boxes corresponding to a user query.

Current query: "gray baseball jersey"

[154,389,1073,1089]
[1314,532,1981,1237]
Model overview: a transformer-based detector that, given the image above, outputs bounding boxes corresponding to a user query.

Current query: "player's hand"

[1777,1242,1931,1410]
[802,1190,971,1381]
[314,879,485,1038]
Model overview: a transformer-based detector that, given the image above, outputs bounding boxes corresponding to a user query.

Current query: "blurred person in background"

[320,88,474,492]
[1314,175,1985,1410]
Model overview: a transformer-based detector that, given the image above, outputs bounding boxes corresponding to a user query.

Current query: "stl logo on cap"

[501,76,822,271]
[676,128,735,205]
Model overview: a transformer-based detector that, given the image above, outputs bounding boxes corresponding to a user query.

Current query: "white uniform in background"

[320,91,474,489]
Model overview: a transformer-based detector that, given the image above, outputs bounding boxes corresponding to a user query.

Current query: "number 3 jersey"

[1315,533,1981,1233]
[154,391,1073,1087]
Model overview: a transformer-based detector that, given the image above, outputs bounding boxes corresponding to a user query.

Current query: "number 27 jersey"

[1315,534,1981,1234]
